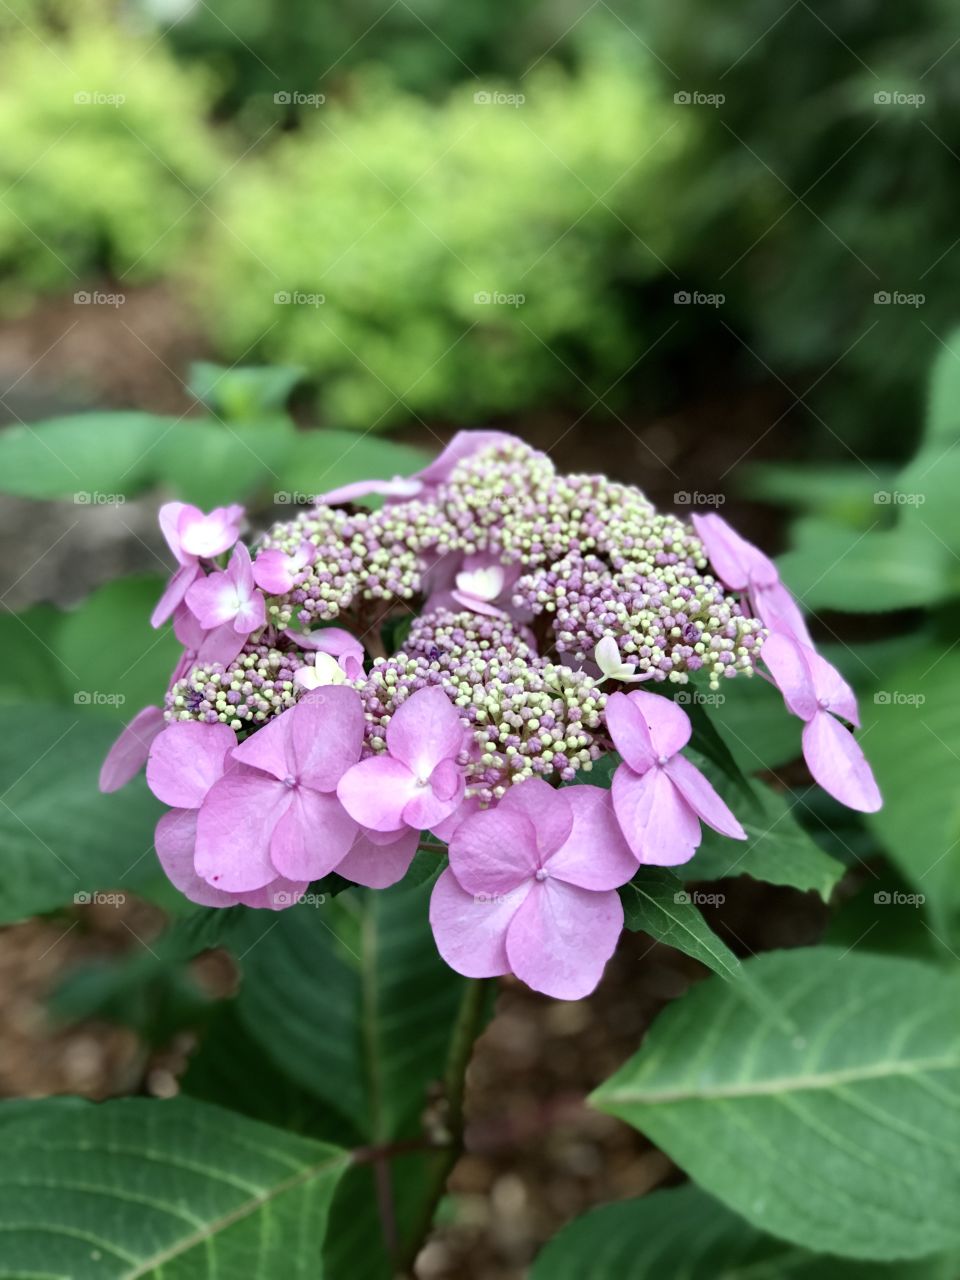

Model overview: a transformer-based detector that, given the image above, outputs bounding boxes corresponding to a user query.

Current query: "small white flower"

[294,652,348,691]
[455,565,505,602]
[594,636,644,684]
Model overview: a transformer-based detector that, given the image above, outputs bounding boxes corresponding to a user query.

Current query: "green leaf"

[530,1183,960,1279]
[0,413,175,498]
[274,429,433,502]
[0,603,69,705]
[0,1095,348,1278]
[620,866,743,984]
[706,674,803,773]
[921,326,960,449]
[778,517,956,612]
[744,461,897,526]
[592,947,960,1261]
[692,777,845,902]
[57,575,180,720]
[188,361,305,419]
[152,418,295,507]
[861,648,960,936]
[230,871,468,1141]
[0,706,165,922]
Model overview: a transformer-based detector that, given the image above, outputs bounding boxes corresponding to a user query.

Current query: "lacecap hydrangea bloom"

[100,431,881,999]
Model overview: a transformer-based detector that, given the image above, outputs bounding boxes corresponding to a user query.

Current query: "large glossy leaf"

[0,706,163,921]
[57,575,180,719]
[530,1183,960,1279]
[0,413,176,498]
[861,648,960,937]
[0,603,70,705]
[592,947,960,1261]
[0,1096,348,1278]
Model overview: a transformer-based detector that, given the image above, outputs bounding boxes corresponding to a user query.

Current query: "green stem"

[397,976,493,1275]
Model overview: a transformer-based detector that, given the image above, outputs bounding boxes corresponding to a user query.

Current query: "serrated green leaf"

[592,947,960,1262]
[0,706,164,922]
[530,1183,960,1279]
[0,1096,348,1278]
[620,866,743,983]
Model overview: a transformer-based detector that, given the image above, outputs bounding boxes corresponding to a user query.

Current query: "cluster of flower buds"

[100,431,880,999]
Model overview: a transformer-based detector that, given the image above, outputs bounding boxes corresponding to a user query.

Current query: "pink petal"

[99,705,165,793]
[500,778,574,860]
[254,549,298,595]
[146,720,237,808]
[762,632,818,721]
[185,570,241,630]
[505,879,623,1000]
[172,602,205,649]
[194,773,290,891]
[604,692,656,773]
[752,580,813,648]
[450,591,506,618]
[235,878,310,910]
[664,754,746,840]
[691,512,778,592]
[611,764,701,865]
[158,502,191,566]
[337,755,418,831]
[179,505,244,559]
[229,542,256,596]
[231,706,295,782]
[154,808,241,907]
[402,759,465,831]
[544,785,637,889]
[386,686,467,777]
[627,689,692,760]
[429,866,526,978]
[416,430,517,486]
[804,647,860,727]
[290,688,365,789]
[336,825,420,888]
[269,787,358,881]
[429,794,485,843]
[448,806,539,896]
[285,626,363,661]
[802,712,882,813]
[151,563,200,629]
[316,477,424,506]
[196,622,246,668]
[233,589,266,635]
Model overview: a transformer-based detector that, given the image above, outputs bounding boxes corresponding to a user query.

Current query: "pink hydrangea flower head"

[185,543,266,637]
[146,720,308,909]
[151,502,245,628]
[252,540,317,595]
[605,690,746,865]
[194,687,365,890]
[692,511,812,647]
[430,780,635,999]
[762,632,881,812]
[337,686,467,833]
[98,705,165,793]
